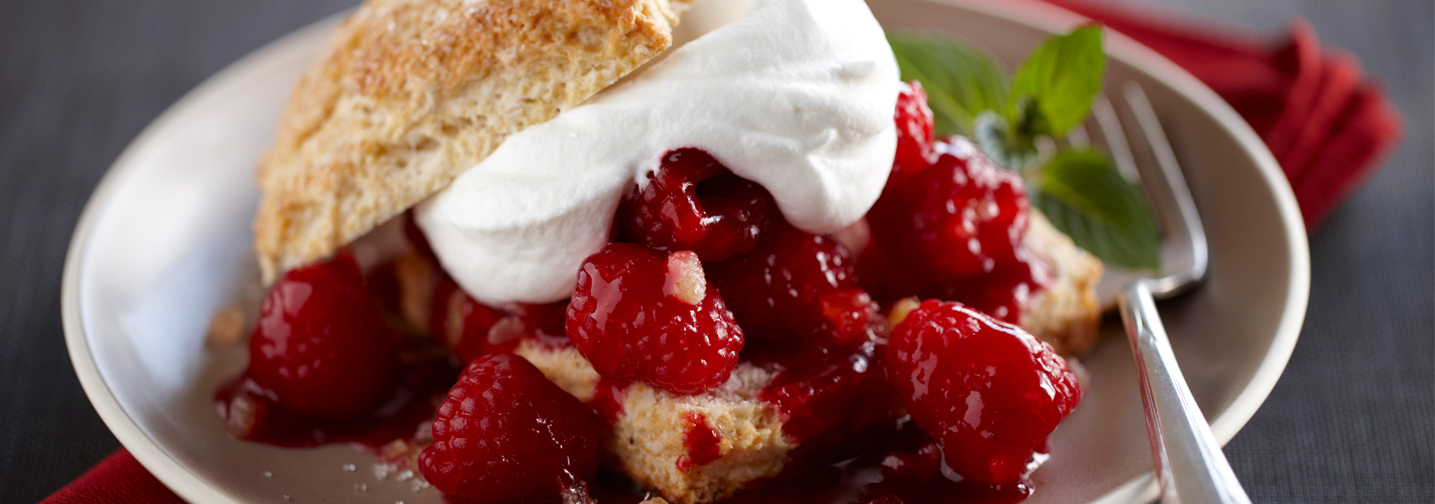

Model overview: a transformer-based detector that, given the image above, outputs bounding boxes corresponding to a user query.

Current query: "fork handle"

[1120,281,1252,504]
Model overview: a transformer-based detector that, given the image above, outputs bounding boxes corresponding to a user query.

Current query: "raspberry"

[567,244,744,394]
[885,300,1081,485]
[617,148,771,262]
[757,341,890,446]
[866,139,1047,322]
[893,81,937,181]
[246,252,397,421]
[419,354,601,502]
[708,219,880,349]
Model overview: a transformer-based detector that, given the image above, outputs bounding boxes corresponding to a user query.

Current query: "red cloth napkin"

[1037,0,1404,227]
[42,450,185,504]
[44,3,1405,503]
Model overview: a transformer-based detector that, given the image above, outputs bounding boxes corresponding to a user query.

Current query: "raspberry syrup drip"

[591,378,633,425]
[678,411,724,471]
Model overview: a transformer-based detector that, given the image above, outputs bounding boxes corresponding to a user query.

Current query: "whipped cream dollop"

[415,0,899,304]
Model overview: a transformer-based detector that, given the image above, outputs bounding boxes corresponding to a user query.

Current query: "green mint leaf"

[887,33,1008,136]
[1030,148,1161,270]
[974,111,1041,170]
[1008,25,1105,137]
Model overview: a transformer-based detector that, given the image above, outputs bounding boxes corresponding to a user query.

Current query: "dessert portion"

[215,0,1106,503]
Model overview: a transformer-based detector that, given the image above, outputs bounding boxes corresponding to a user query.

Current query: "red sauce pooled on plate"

[213,339,457,460]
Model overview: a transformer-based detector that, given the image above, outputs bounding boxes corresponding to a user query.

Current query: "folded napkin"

[1038,0,1403,227]
[43,2,1404,503]
[42,450,185,504]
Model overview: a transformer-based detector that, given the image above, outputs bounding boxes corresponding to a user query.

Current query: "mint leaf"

[1008,25,1105,137]
[974,111,1041,170]
[887,34,1008,135]
[1030,148,1161,270]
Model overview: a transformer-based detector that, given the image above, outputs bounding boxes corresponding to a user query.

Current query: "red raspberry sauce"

[678,411,724,471]
[590,377,633,425]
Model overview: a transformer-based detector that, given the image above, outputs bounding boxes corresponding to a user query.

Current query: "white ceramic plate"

[62,0,1309,502]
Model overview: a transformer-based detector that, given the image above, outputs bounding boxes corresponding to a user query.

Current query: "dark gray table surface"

[0,0,1429,502]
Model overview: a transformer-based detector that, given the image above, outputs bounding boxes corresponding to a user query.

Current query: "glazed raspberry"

[419,354,601,502]
[708,219,879,349]
[246,252,397,421]
[617,148,771,261]
[875,140,1028,279]
[757,341,890,446]
[885,300,1081,485]
[866,139,1047,322]
[893,81,937,180]
[567,244,743,394]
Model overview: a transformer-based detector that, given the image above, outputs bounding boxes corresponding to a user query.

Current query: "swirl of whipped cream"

[415,0,899,304]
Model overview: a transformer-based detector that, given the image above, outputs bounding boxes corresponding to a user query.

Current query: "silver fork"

[1071,83,1252,504]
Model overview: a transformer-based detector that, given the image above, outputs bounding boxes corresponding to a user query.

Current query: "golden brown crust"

[254,0,688,281]
[1021,212,1104,356]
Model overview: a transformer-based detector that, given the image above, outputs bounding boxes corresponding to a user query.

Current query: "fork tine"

[1122,82,1209,297]
[1092,95,1142,183]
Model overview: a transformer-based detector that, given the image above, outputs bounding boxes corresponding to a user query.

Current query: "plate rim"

[61,2,1310,503]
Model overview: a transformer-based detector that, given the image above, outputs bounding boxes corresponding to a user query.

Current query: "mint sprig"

[888,27,1162,270]
[1031,149,1161,269]
[1008,25,1105,138]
